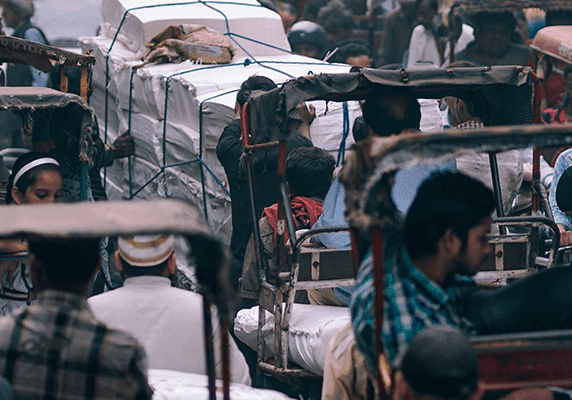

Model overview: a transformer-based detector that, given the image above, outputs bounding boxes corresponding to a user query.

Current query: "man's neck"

[412,255,452,287]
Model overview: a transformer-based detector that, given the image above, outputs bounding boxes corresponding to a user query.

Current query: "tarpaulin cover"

[248,66,534,143]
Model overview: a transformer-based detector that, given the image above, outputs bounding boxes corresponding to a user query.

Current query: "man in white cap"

[88,234,251,385]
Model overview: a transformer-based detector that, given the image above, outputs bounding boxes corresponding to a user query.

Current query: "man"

[240,146,337,305]
[455,11,532,67]
[351,172,494,367]
[216,76,313,290]
[0,237,152,399]
[376,0,417,67]
[444,85,523,216]
[351,170,572,369]
[287,20,329,60]
[392,327,479,400]
[551,162,572,245]
[2,0,49,87]
[88,234,251,385]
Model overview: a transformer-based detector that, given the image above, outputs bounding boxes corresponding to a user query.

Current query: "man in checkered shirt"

[0,237,152,400]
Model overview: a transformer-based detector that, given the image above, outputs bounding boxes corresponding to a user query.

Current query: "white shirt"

[407,23,474,69]
[88,276,251,385]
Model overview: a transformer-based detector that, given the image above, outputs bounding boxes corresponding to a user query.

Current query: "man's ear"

[167,253,176,275]
[439,228,462,256]
[392,371,413,400]
[114,251,124,272]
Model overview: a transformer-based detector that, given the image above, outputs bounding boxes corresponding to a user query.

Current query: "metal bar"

[220,321,230,400]
[488,152,507,235]
[128,68,135,199]
[202,297,216,400]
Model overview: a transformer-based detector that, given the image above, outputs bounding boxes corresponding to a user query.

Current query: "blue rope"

[337,102,350,167]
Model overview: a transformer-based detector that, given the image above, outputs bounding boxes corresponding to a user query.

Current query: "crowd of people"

[1,0,572,399]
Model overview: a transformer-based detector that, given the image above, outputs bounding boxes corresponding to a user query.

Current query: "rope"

[337,102,350,167]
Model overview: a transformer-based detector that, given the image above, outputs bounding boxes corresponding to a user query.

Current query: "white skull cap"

[117,234,175,267]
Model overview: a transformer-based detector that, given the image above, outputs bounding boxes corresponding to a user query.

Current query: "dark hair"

[330,40,372,64]
[29,238,101,285]
[236,76,277,107]
[405,172,495,260]
[6,152,62,204]
[317,0,354,33]
[352,116,368,142]
[120,258,170,278]
[361,88,421,137]
[556,166,572,213]
[415,0,437,11]
[471,11,517,31]
[286,147,336,199]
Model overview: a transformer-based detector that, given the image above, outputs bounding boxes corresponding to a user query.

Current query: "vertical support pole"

[488,152,507,235]
[59,64,68,94]
[276,140,288,270]
[203,297,216,400]
[128,68,135,199]
[80,64,89,102]
[220,321,230,400]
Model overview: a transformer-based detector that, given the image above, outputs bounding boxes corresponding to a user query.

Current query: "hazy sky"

[28,0,102,40]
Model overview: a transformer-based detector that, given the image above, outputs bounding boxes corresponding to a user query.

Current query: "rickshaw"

[238,65,567,397]
[0,35,96,201]
[0,199,294,400]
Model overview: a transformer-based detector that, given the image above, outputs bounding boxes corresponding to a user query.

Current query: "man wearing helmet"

[288,20,329,59]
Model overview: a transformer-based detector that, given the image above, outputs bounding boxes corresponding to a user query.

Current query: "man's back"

[88,276,251,385]
[0,290,151,400]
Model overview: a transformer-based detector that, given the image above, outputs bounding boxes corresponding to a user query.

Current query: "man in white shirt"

[88,234,251,385]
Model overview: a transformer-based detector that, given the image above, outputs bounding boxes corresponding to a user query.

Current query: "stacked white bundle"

[81,7,358,243]
[234,304,351,376]
[149,370,294,399]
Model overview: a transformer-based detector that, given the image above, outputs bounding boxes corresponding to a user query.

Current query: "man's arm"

[549,150,572,245]
[23,28,50,87]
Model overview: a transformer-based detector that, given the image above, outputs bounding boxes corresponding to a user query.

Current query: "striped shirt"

[350,238,476,369]
[0,290,152,400]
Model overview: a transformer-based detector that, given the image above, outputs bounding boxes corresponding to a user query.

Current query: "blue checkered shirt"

[350,241,476,369]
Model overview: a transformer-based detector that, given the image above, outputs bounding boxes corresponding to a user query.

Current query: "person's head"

[398,0,416,18]
[288,20,329,59]
[115,234,176,278]
[7,152,62,205]
[1,0,33,29]
[286,147,335,199]
[405,172,494,276]
[472,11,517,59]
[415,0,438,31]
[317,0,354,45]
[29,237,101,294]
[236,75,277,109]
[361,87,421,137]
[332,40,373,68]
[393,327,480,400]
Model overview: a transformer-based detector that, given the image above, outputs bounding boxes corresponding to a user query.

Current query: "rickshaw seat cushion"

[234,304,350,376]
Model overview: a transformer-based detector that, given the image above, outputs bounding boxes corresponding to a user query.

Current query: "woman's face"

[12,170,63,205]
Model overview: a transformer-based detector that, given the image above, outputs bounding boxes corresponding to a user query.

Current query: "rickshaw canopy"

[0,36,95,72]
[530,26,572,65]
[248,66,535,144]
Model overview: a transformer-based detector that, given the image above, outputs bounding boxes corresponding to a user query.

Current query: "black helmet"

[288,21,328,59]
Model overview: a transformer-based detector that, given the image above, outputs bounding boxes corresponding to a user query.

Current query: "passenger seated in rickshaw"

[455,11,532,67]
[349,171,572,369]
[0,153,62,315]
[443,83,523,216]
[552,164,572,246]
[240,146,337,305]
[0,236,153,399]
[89,234,251,384]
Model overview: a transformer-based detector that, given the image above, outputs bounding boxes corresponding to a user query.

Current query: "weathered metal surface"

[0,35,95,72]
[0,199,212,239]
